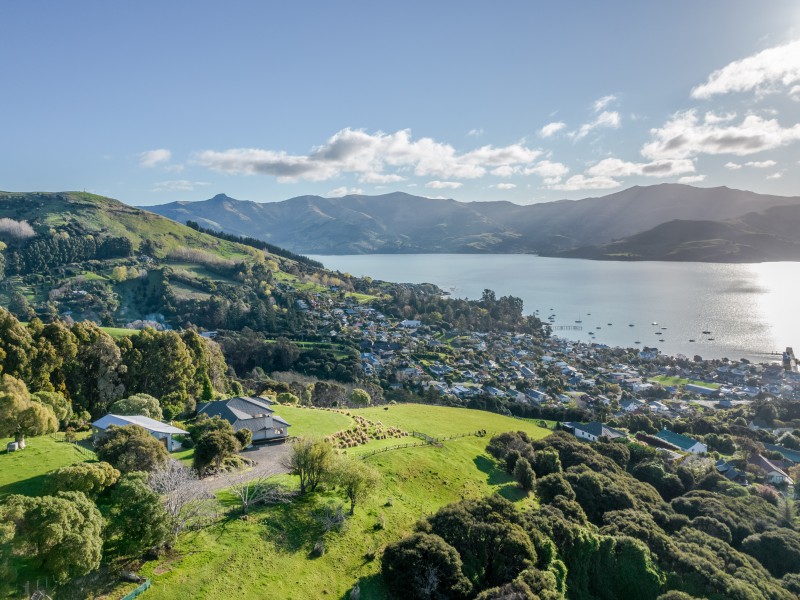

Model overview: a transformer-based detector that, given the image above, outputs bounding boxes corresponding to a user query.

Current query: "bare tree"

[228,475,295,516]
[148,461,216,539]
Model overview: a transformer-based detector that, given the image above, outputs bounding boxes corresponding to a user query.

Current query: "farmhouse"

[654,428,707,454]
[92,414,188,451]
[197,396,291,442]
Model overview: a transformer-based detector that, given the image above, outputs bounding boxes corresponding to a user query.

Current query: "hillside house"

[197,396,291,442]
[748,454,794,486]
[654,428,707,454]
[563,421,626,442]
[92,414,188,452]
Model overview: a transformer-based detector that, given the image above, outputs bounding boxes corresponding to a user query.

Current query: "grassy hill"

[83,406,550,600]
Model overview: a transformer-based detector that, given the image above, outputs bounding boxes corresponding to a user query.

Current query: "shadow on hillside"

[0,473,50,498]
[341,572,384,600]
[259,495,327,554]
[473,454,511,485]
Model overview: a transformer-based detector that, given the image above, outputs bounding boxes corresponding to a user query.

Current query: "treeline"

[216,329,362,383]
[0,307,230,420]
[3,232,133,275]
[383,430,800,599]
[185,220,324,269]
[380,287,550,337]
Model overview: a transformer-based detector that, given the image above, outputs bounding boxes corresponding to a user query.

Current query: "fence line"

[360,430,490,459]
[49,432,98,460]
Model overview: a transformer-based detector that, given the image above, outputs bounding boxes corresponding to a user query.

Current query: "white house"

[654,428,707,454]
[563,421,626,442]
[92,414,188,452]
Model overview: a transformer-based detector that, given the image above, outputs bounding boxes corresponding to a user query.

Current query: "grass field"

[92,405,551,600]
[99,326,140,339]
[350,403,550,439]
[134,434,548,599]
[649,375,721,389]
[0,436,94,498]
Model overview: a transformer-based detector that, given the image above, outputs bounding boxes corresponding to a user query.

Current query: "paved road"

[199,441,292,492]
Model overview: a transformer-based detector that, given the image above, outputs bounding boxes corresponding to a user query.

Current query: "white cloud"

[194,128,544,183]
[767,172,783,180]
[586,157,695,178]
[745,160,777,168]
[692,39,800,99]
[491,183,517,190]
[593,94,617,112]
[139,149,172,168]
[152,180,210,192]
[523,160,570,184]
[426,181,463,189]
[327,186,363,197]
[467,128,484,137]
[678,175,706,184]
[725,162,742,170]
[539,121,566,138]
[571,111,621,140]
[549,174,621,191]
[641,110,800,159]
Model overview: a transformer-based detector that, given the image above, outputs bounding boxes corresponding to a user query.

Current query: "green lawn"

[99,326,140,339]
[350,403,552,439]
[274,405,354,438]
[0,436,95,498]
[649,375,721,389]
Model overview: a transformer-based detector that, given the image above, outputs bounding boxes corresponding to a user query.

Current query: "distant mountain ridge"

[141,184,800,260]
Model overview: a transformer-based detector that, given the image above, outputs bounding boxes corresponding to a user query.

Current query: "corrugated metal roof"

[92,414,188,435]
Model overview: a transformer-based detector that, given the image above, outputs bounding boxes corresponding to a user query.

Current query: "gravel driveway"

[199,441,292,492]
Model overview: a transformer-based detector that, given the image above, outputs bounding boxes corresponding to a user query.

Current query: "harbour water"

[311,254,800,363]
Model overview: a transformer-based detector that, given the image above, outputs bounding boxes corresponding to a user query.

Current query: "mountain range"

[142,184,800,261]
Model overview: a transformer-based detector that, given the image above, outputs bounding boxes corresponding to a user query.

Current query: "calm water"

[310,254,800,363]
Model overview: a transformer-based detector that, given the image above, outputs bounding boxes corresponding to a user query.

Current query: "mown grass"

[0,436,94,498]
[350,403,551,439]
[99,326,140,339]
[274,405,354,438]
[649,375,721,389]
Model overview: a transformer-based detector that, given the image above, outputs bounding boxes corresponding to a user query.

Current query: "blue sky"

[1,1,799,205]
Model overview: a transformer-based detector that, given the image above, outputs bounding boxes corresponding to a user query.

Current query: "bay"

[310,254,800,363]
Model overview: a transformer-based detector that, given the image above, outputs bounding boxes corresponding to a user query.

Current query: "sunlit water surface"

[311,254,800,363]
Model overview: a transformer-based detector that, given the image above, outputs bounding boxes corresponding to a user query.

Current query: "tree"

[382,533,472,600]
[109,393,163,420]
[228,475,294,516]
[106,471,170,556]
[276,392,299,405]
[147,461,214,540]
[95,424,169,473]
[3,491,103,583]
[332,456,380,515]
[46,462,120,498]
[514,456,536,492]
[235,428,252,449]
[741,529,800,578]
[349,388,371,406]
[67,322,125,417]
[0,375,58,444]
[32,391,72,426]
[194,429,240,475]
[284,437,333,494]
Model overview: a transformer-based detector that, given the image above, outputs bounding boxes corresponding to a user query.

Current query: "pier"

[552,325,583,331]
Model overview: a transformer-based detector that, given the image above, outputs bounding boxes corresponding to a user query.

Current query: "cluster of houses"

[561,420,795,491]
[91,396,291,451]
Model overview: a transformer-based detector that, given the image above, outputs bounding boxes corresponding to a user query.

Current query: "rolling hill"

[558,204,800,262]
[142,184,800,257]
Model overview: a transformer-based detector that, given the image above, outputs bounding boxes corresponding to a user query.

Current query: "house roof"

[197,396,290,429]
[565,421,626,439]
[92,414,188,435]
[749,454,791,480]
[654,428,704,452]
[763,443,800,464]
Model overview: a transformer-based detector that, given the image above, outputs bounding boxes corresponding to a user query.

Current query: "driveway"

[199,440,292,492]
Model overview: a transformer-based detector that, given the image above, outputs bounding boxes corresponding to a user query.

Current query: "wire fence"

[49,432,98,460]
[120,579,150,600]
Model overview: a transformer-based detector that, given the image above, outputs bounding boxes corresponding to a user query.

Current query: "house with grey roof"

[563,421,626,442]
[654,428,707,454]
[748,454,794,486]
[92,414,188,451]
[197,396,291,442]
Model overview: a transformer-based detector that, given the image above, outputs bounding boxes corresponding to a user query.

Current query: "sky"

[1,1,799,206]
